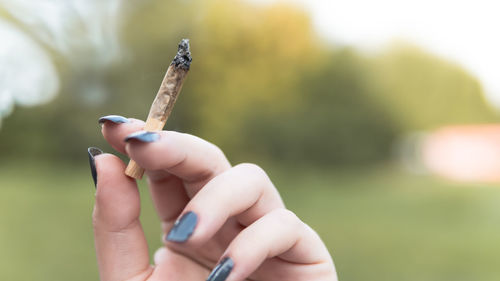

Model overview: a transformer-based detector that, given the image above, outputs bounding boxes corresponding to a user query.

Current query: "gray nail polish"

[98,115,130,125]
[124,131,160,143]
[166,211,198,242]
[206,257,234,281]
[87,147,103,188]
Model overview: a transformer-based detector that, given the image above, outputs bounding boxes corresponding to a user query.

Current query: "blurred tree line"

[0,0,497,168]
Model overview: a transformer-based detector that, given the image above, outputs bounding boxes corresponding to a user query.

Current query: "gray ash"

[171,39,192,70]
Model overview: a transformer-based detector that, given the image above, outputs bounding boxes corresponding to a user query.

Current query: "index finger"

[125,130,232,190]
[99,115,145,155]
[100,116,231,188]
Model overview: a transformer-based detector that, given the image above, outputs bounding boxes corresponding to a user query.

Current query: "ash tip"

[171,38,192,70]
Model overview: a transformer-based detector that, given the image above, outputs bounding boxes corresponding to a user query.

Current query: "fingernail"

[206,257,234,281]
[98,115,130,125]
[87,147,103,188]
[166,211,198,242]
[124,131,160,143]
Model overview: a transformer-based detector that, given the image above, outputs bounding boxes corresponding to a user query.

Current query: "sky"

[249,0,500,108]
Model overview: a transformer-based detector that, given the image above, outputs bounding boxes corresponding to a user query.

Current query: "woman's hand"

[88,115,337,281]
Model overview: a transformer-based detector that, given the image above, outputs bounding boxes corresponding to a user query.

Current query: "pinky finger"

[208,209,337,281]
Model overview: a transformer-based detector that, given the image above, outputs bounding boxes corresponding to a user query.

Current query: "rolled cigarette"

[125,39,192,179]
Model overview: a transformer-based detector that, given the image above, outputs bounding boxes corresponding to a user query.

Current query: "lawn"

[1,160,499,281]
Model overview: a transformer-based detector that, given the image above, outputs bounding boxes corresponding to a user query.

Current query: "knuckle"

[234,163,271,191]
[235,163,269,181]
[232,163,279,206]
[207,144,226,170]
[272,208,301,226]
[209,142,226,159]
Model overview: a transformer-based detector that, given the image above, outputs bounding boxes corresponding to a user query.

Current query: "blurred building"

[421,125,500,183]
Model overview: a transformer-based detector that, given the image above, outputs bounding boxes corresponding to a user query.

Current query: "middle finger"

[164,163,285,248]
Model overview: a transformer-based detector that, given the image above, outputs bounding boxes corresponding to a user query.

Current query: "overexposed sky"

[0,0,122,119]
[249,0,500,108]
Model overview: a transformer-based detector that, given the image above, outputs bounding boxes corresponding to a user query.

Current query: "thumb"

[88,147,153,281]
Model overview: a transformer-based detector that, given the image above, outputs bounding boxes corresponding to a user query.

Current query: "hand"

[89,115,337,281]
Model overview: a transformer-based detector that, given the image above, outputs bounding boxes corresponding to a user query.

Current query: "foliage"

[244,49,399,166]
[371,44,498,131]
[0,0,497,168]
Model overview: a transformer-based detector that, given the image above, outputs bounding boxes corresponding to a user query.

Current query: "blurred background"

[1,0,500,280]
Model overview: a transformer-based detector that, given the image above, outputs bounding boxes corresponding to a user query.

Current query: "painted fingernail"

[98,115,129,125]
[124,131,160,143]
[206,257,234,281]
[87,147,103,188]
[166,211,198,242]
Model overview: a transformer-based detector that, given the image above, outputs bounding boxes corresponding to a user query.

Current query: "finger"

[149,247,210,280]
[125,130,231,189]
[91,151,152,281]
[209,209,335,281]
[99,115,145,154]
[165,163,284,246]
[133,131,232,234]
[146,171,190,232]
[125,129,231,241]
[100,117,188,225]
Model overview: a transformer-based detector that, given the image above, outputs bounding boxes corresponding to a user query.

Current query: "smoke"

[0,0,124,124]
[0,0,122,65]
[0,20,59,124]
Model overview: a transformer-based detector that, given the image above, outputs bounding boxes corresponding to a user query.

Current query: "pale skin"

[93,117,338,281]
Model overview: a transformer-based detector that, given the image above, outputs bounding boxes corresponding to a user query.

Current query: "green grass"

[1,161,500,281]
